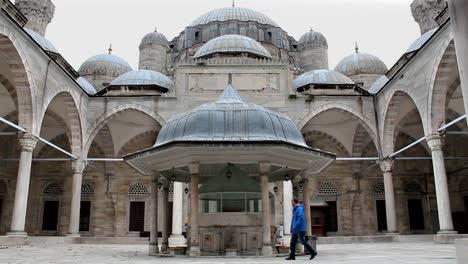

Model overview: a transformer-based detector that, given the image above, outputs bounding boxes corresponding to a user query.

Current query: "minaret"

[411,0,447,35]
[15,0,55,36]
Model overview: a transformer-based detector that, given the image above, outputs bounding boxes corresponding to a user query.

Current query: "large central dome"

[190,7,279,27]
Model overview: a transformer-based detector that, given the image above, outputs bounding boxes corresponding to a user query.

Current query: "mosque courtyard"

[0,241,456,264]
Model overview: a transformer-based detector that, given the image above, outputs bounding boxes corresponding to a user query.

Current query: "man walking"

[286,199,317,260]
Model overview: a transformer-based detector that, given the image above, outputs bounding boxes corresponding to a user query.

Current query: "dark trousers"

[290,231,316,258]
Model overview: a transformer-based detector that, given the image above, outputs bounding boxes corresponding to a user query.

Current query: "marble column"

[149,172,159,256]
[302,178,312,236]
[426,134,456,233]
[161,181,170,252]
[283,180,293,244]
[67,160,86,237]
[379,160,398,234]
[448,0,468,124]
[8,133,37,236]
[188,162,200,256]
[169,182,186,247]
[260,162,273,256]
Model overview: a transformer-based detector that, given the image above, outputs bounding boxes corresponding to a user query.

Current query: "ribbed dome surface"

[334,51,388,76]
[155,85,307,147]
[406,27,438,53]
[110,70,174,91]
[25,29,58,53]
[190,7,279,27]
[76,77,97,95]
[139,30,168,49]
[293,69,354,90]
[298,30,328,48]
[194,34,272,59]
[78,54,132,76]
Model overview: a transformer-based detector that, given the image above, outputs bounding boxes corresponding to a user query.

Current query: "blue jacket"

[291,205,307,233]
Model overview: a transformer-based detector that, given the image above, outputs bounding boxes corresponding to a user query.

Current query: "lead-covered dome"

[293,69,354,90]
[194,34,272,59]
[406,27,438,53]
[298,29,328,48]
[139,29,168,49]
[190,7,279,27]
[334,49,388,76]
[368,75,389,94]
[78,53,132,76]
[25,28,58,53]
[155,85,307,147]
[109,70,174,92]
[76,77,97,95]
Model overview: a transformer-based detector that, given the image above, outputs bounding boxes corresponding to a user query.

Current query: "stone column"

[188,163,200,256]
[149,172,159,256]
[67,160,86,237]
[426,134,456,233]
[169,182,186,247]
[379,160,398,234]
[448,0,468,125]
[260,162,273,256]
[8,133,37,236]
[283,180,293,244]
[161,181,170,253]
[302,178,312,236]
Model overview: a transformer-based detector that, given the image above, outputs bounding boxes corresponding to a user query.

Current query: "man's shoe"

[309,252,317,260]
[285,256,295,260]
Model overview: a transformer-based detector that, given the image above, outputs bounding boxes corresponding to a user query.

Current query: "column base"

[169,235,187,247]
[434,231,459,244]
[262,245,273,256]
[189,245,200,256]
[6,231,27,237]
[282,234,292,247]
[161,242,169,253]
[149,244,159,256]
[385,231,399,235]
[66,233,80,238]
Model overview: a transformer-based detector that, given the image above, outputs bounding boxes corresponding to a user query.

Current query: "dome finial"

[232,0,235,7]
[154,27,157,32]
[310,27,313,32]
[355,42,359,53]
[108,43,113,54]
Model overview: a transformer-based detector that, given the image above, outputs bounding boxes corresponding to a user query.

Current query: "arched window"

[373,182,385,195]
[43,182,64,196]
[240,27,247,36]
[128,183,149,196]
[319,182,338,195]
[258,29,265,42]
[81,182,95,197]
[195,31,200,42]
[405,182,423,194]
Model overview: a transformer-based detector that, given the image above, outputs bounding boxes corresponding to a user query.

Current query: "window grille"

[128,183,149,196]
[81,182,95,197]
[405,182,423,193]
[43,183,64,196]
[373,182,385,195]
[319,182,338,195]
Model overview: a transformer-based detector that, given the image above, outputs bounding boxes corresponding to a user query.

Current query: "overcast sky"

[45,0,420,71]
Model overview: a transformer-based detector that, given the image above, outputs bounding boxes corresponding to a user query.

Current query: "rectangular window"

[129,201,145,232]
[42,201,59,231]
[79,201,91,231]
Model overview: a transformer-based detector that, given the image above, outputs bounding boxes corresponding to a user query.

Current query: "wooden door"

[42,201,59,231]
[129,201,145,232]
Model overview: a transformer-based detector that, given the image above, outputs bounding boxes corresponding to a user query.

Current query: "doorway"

[0,198,3,227]
[79,201,91,232]
[407,199,424,230]
[129,201,145,232]
[376,200,387,232]
[42,201,60,231]
[325,201,338,233]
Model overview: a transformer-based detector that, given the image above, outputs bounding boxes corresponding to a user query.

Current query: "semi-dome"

[109,70,174,92]
[190,7,279,27]
[25,28,58,53]
[368,75,389,94]
[298,29,328,48]
[155,85,307,147]
[334,48,388,76]
[194,34,272,59]
[78,53,132,76]
[293,69,354,90]
[139,29,168,49]
[406,27,438,54]
[76,77,97,95]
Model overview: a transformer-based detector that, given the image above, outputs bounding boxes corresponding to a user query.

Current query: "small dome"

[298,29,328,48]
[78,53,132,76]
[334,49,388,76]
[190,7,279,27]
[110,70,174,92]
[76,77,97,95]
[155,85,307,147]
[25,28,58,53]
[368,76,389,94]
[293,69,354,90]
[194,34,272,59]
[406,27,438,53]
[139,29,168,49]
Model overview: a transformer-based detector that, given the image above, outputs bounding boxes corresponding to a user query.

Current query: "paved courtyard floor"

[0,242,456,264]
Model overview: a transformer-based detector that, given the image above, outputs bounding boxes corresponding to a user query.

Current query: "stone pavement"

[0,242,455,264]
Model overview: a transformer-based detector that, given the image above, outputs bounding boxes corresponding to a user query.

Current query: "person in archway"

[286,198,317,260]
